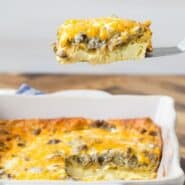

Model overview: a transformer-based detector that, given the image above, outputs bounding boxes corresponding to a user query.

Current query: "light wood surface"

[0,74,185,175]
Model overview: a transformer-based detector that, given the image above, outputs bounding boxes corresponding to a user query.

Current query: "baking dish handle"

[0,88,16,95]
[51,89,112,97]
[0,88,112,98]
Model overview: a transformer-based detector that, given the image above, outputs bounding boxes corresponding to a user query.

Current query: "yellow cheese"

[0,117,162,181]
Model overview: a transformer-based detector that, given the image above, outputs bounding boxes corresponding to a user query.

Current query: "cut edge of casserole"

[0,117,162,181]
[53,17,152,64]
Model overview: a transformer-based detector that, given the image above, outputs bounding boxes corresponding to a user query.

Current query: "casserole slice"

[0,117,162,181]
[53,17,152,64]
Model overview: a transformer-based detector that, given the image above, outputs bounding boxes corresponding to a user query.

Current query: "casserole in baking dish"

[0,91,184,185]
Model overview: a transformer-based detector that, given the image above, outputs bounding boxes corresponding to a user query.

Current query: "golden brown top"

[0,117,162,180]
[57,17,152,48]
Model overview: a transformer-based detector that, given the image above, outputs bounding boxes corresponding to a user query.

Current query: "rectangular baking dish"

[0,90,184,185]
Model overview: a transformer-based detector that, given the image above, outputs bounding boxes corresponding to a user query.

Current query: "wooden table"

[0,74,185,174]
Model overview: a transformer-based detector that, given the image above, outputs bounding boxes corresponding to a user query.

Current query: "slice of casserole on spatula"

[53,17,152,64]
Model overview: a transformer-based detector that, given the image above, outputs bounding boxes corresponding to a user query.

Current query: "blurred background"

[0,0,185,74]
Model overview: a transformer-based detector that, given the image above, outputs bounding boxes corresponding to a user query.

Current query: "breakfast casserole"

[0,117,162,181]
[53,17,152,64]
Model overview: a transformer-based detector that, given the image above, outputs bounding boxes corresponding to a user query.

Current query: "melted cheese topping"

[57,17,151,46]
[0,118,162,181]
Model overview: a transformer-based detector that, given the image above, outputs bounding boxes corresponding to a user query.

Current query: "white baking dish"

[0,90,184,185]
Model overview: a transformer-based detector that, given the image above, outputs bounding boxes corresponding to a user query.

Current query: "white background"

[0,0,185,74]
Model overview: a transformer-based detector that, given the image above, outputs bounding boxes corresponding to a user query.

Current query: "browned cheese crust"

[0,117,162,181]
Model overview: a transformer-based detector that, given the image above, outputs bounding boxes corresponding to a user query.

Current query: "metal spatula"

[147,38,185,58]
